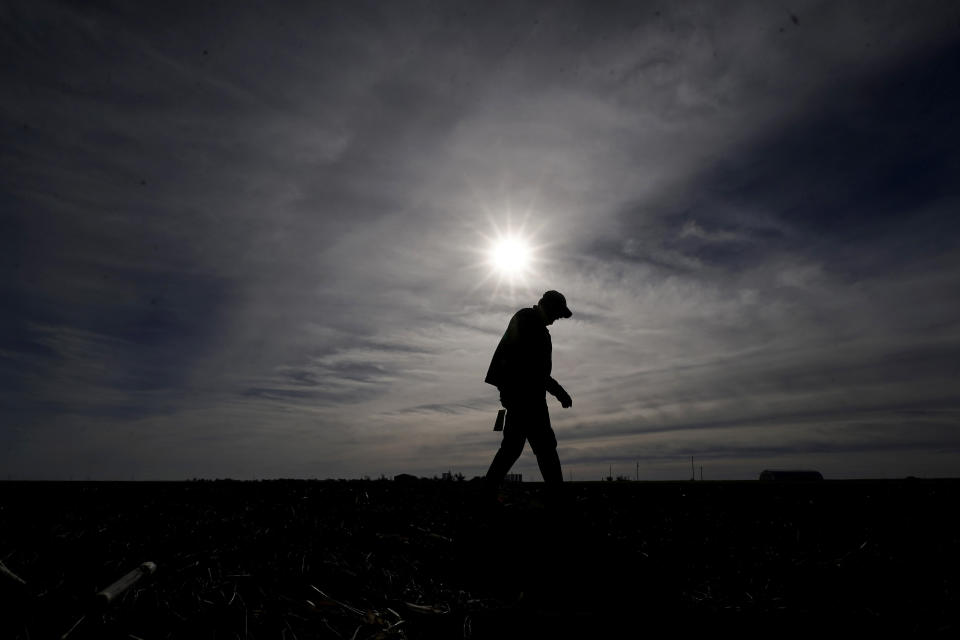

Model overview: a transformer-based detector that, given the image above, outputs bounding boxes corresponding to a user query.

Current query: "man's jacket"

[485,307,564,400]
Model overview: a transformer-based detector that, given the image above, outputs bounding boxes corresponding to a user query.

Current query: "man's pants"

[485,400,563,486]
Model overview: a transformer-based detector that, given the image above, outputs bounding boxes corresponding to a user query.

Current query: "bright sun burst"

[489,235,531,276]
[468,211,547,298]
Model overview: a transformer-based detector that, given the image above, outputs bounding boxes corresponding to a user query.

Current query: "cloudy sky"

[3,0,959,481]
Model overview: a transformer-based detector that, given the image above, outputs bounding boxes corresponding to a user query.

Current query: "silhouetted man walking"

[484,290,573,503]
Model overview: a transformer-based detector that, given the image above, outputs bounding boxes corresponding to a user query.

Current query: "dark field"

[1,479,959,638]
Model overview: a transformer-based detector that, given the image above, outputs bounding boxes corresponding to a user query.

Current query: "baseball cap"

[540,290,572,318]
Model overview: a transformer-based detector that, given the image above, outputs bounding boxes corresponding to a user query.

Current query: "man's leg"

[527,404,566,510]
[526,403,562,484]
[534,447,563,484]
[484,411,526,492]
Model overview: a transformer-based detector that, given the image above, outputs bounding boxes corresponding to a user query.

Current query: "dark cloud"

[594,38,960,276]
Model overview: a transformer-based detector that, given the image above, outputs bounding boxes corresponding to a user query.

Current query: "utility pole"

[636,461,639,481]
[700,465,703,482]
[691,456,695,481]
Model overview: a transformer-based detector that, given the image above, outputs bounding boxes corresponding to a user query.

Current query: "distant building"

[441,471,452,481]
[504,473,522,483]
[394,473,419,483]
[759,470,824,482]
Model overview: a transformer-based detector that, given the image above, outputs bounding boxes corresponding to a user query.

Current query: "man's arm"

[545,376,572,408]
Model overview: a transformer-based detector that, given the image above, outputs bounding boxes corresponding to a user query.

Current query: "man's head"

[537,290,572,325]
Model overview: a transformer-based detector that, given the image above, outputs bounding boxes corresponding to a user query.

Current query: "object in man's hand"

[494,409,506,431]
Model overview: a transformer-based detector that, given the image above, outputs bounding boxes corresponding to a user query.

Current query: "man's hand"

[556,388,573,409]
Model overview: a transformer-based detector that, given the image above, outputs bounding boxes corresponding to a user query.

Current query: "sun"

[466,209,548,298]
[488,235,532,276]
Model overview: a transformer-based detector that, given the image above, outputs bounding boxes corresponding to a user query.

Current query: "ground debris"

[0,559,27,587]
[404,602,451,615]
[97,561,157,606]
[0,479,957,638]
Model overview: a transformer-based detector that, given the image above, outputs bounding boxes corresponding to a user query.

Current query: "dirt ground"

[1,478,958,638]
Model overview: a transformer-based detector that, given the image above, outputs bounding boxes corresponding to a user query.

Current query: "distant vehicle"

[759,470,824,481]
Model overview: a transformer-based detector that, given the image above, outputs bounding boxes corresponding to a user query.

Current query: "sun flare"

[469,212,547,296]
[489,236,531,276]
